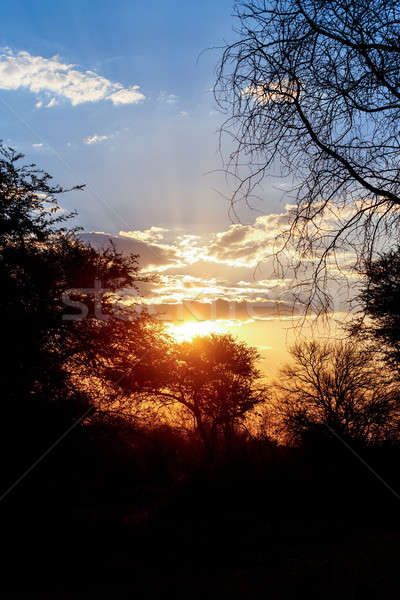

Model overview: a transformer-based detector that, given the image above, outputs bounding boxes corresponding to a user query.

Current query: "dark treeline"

[1,145,400,598]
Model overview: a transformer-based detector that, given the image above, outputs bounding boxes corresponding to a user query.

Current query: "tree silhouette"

[0,144,149,481]
[272,340,398,444]
[350,248,400,371]
[164,335,267,453]
[215,0,400,312]
[98,333,268,456]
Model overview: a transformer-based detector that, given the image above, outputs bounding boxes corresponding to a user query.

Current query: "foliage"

[95,332,268,454]
[2,140,400,596]
[0,143,146,466]
[350,248,400,369]
[162,334,267,452]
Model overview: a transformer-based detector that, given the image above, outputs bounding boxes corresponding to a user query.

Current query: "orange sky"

[82,202,355,376]
[84,207,354,376]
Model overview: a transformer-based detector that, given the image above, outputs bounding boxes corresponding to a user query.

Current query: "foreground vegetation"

[1,145,400,598]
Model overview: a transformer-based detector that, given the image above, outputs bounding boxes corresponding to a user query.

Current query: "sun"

[166,320,226,343]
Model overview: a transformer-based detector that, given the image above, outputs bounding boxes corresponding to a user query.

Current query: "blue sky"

[0,0,321,368]
[0,0,252,233]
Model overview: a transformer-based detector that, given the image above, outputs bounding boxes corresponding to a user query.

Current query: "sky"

[0,0,347,374]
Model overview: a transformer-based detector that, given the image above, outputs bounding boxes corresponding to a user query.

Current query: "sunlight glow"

[166,319,231,342]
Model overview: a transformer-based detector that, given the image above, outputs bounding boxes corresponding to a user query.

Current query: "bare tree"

[271,340,399,444]
[215,1,400,312]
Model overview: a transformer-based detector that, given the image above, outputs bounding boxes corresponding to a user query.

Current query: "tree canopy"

[94,333,268,454]
[350,247,400,370]
[0,143,271,461]
[0,143,146,472]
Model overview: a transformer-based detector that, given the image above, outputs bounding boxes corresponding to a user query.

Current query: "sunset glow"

[4,1,398,591]
[166,319,230,342]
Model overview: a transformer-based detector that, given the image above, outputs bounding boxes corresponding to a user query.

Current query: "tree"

[272,340,398,444]
[0,144,150,478]
[167,335,267,453]
[215,1,400,312]
[102,333,268,455]
[0,144,142,400]
[350,247,400,370]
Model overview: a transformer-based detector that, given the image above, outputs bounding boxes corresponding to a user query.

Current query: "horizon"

[0,0,353,370]
[2,2,400,597]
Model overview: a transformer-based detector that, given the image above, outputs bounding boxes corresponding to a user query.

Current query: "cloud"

[203,209,292,267]
[245,79,297,104]
[0,49,145,106]
[120,226,169,243]
[132,299,296,322]
[158,91,178,105]
[142,273,292,305]
[46,97,58,108]
[84,134,109,145]
[82,206,296,276]
[80,232,180,270]
[32,142,43,148]
[166,94,178,105]
[107,87,144,105]
[81,202,357,321]
[80,222,295,319]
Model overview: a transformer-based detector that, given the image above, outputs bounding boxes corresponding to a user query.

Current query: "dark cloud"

[80,232,179,268]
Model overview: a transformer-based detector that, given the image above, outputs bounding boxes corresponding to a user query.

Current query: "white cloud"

[245,79,297,104]
[81,205,357,324]
[107,86,144,105]
[201,210,292,268]
[157,91,178,105]
[0,49,145,107]
[84,134,110,145]
[46,97,58,108]
[120,226,169,242]
[32,142,43,147]
[166,94,178,105]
